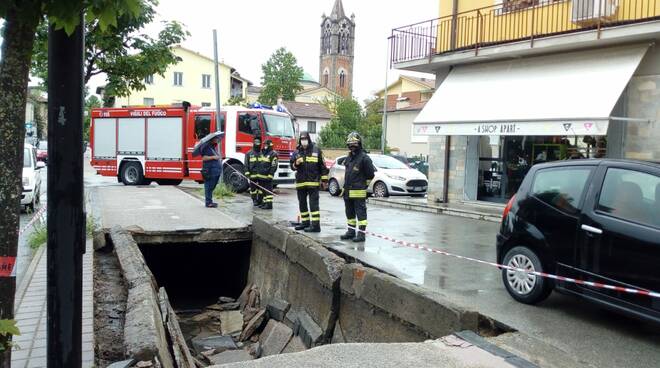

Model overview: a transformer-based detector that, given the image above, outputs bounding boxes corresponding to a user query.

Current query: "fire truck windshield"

[263,114,295,138]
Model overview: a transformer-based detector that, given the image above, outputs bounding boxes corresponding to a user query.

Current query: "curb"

[370,198,502,223]
[455,330,539,368]
[14,243,45,313]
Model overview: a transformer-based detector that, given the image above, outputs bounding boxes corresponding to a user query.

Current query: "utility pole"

[213,29,222,122]
[47,13,85,368]
[381,37,392,154]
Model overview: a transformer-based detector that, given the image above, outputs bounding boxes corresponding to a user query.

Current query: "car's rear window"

[531,167,592,214]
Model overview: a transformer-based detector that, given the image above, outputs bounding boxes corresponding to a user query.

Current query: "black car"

[497,159,660,323]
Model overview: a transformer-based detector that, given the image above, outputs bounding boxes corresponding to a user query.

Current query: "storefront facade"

[417,44,660,205]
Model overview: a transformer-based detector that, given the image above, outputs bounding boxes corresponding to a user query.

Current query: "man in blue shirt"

[201,137,223,208]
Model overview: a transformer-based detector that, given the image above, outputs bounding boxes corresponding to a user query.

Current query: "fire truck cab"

[90,103,297,192]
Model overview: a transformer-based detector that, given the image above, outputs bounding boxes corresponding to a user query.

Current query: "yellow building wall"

[295,88,339,104]
[436,0,660,53]
[115,47,240,107]
[376,78,432,99]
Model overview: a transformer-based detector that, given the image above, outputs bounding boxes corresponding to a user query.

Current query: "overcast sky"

[87,0,438,103]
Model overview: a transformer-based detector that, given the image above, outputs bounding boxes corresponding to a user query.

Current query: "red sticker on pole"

[0,257,17,277]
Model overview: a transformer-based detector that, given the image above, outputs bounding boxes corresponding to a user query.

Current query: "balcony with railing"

[391,0,660,65]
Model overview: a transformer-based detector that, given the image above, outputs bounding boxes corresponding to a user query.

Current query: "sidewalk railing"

[391,0,660,64]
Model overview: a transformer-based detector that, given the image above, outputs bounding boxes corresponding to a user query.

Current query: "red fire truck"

[89,102,298,192]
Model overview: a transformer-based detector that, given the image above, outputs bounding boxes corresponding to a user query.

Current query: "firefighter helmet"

[346,131,362,148]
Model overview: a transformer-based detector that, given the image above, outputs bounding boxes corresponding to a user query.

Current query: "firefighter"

[244,136,262,206]
[340,132,375,242]
[257,139,278,210]
[290,131,329,232]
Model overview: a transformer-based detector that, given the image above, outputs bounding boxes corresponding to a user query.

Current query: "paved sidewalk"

[11,241,94,368]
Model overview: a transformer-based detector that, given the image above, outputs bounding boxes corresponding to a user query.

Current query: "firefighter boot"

[353,226,366,242]
[295,222,310,231]
[340,228,355,240]
[304,223,321,233]
[260,202,273,210]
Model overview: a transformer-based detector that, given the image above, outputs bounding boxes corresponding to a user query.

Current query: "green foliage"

[84,95,101,141]
[86,215,99,236]
[318,97,383,150]
[31,0,189,97]
[259,48,304,105]
[227,96,248,107]
[27,223,47,251]
[0,319,20,352]
[198,182,235,199]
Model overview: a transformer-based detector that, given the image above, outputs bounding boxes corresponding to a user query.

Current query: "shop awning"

[413,44,649,136]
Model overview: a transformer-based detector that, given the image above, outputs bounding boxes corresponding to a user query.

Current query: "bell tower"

[319,0,355,98]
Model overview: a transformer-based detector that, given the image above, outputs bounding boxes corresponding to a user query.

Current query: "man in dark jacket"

[244,136,263,206]
[290,131,329,232]
[340,132,376,242]
[257,139,278,210]
[201,137,223,208]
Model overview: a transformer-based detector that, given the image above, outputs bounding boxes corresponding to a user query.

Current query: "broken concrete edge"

[160,287,197,368]
[252,216,344,290]
[340,263,480,338]
[123,282,175,367]
[109,226,158,291]
[454,331,540,368]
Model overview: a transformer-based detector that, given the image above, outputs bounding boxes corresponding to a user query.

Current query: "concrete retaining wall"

[249,217,480,344]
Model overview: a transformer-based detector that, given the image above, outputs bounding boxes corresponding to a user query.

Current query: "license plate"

[413,187,423,191]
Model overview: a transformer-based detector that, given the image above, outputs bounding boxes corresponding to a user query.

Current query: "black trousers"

[259,179,273,204]
[297,187,320,225]
[344,197,367,230]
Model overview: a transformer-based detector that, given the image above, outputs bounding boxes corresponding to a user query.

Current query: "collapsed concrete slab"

[339,263,479,342]
[248,217,345,343]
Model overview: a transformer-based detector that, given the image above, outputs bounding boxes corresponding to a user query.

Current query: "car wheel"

[328,179,340,196]
[501,246,553,304]
[120,161,144,186]
[27,195,36,213]
[223,163,248,193]
[373,181,389,198]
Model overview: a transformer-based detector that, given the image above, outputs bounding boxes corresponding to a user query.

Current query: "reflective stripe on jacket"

[290,144,329,188]
[343,150,376,199]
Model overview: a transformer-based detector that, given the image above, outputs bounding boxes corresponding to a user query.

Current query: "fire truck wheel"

[223,163,249,193]
[120,161,144,186]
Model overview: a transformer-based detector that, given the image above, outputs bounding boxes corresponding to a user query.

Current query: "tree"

[318,97,383,150]
[259,48,304,105]
[84,95,102,142]
[30,0,188,98]
[227,95,248,107]
[0,1,140,363]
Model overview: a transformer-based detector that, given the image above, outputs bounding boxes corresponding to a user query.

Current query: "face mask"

[349,145,359,152]
[301,139,309,147]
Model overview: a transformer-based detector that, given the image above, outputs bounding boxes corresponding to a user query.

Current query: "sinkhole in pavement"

[138,241,251,310]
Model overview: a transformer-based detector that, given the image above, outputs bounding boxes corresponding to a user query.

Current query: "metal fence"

[391,0,660,64]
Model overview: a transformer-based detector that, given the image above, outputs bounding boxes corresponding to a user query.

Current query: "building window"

[201,102,211,107]
[173,72,183,86]
[339,70,346,89]
[143,97,155,106]
[145,75,154,85]
[339,26,350,54]
[202,74,211,89]
[308,121,317,134]
[323,23,332,55]
[323,69,329,87]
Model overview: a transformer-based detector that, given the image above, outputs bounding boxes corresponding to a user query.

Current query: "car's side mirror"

[36,161,46,169]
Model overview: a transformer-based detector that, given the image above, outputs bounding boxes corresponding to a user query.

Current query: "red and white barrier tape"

[344,226,660,299]
[18,204,47,237]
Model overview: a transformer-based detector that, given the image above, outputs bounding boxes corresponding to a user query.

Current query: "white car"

[327,154,428,197]
[22,144,45,211]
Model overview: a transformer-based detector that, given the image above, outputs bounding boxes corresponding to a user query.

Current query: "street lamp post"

[381,37,392,154]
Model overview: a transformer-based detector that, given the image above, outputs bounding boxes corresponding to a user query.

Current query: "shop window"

[532,167,592,214]
[597,168,660,228]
